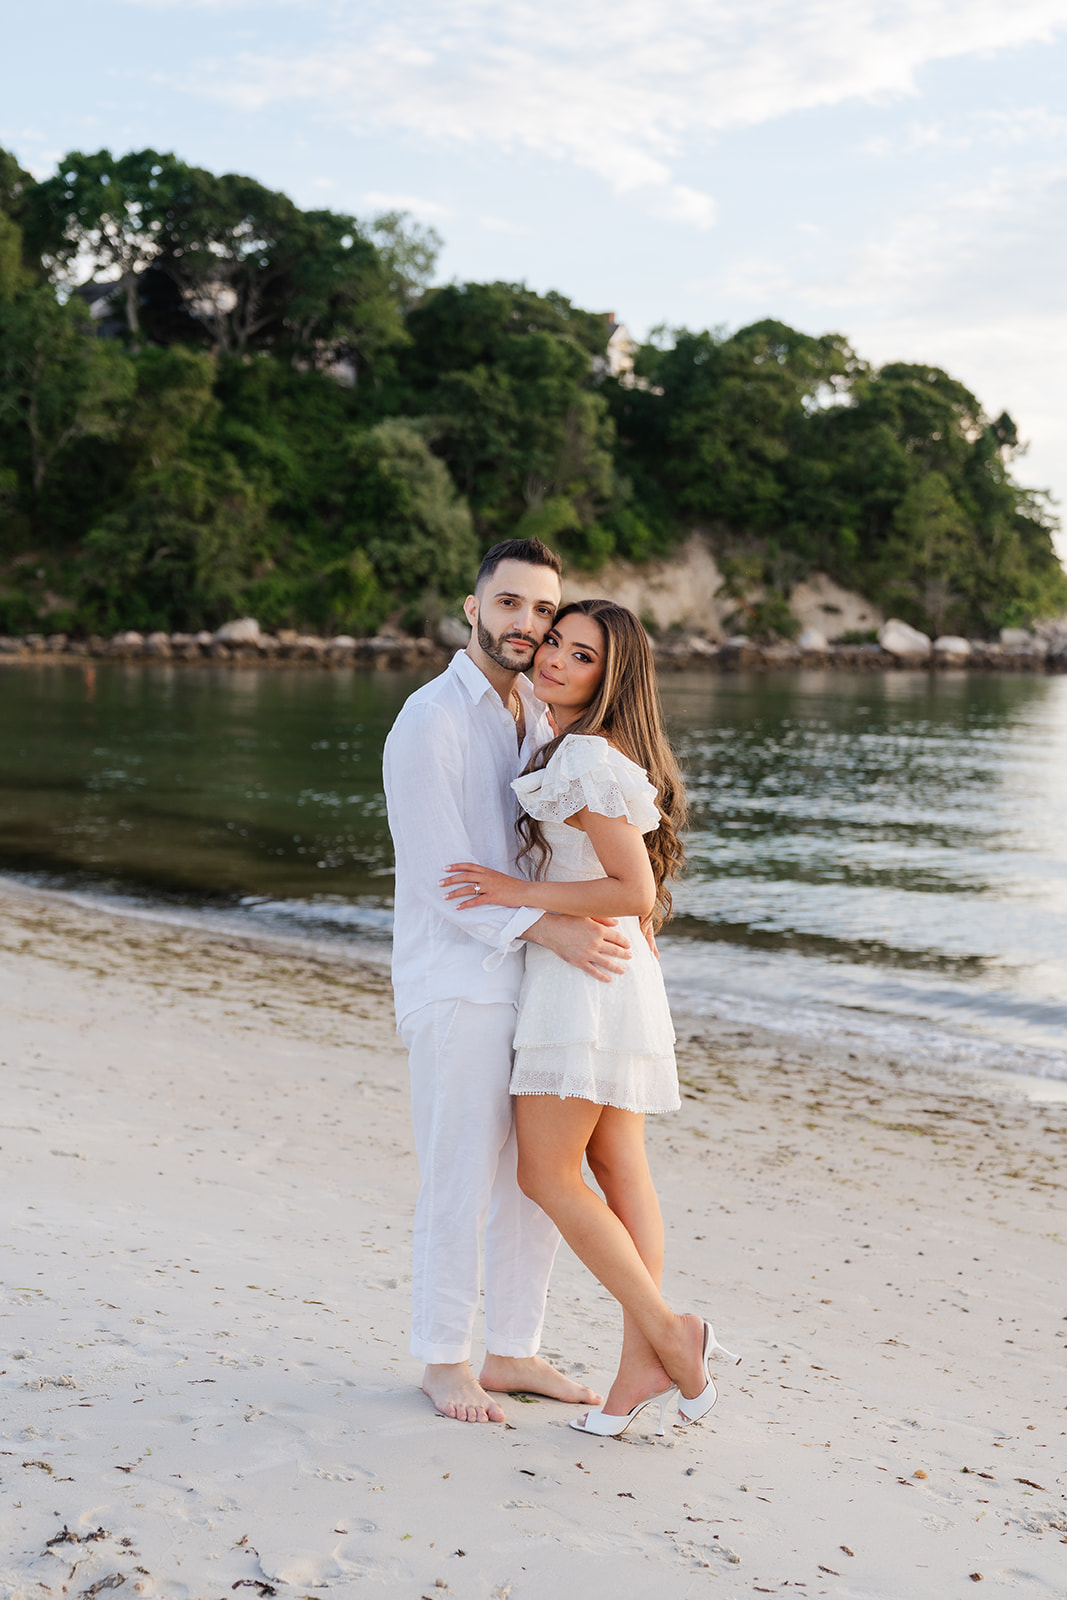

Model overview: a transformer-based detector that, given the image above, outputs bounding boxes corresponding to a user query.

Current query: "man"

[383,537,631,1424]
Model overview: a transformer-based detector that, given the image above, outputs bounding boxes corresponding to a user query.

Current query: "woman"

[442,599,739,1437]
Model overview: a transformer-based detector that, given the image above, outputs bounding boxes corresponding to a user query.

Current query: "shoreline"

[2,634,1065,675]
[7,872,1067,1097]
[2,878,1065,1598]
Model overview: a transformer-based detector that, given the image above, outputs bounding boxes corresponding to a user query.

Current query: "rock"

[46,633,68,652]
[214,617,261,645]
[194,631,214,649]
[24,633,46,653]
[878,618,931,659]
[436,616,470,649]
[144,631,172,657]
[719,636,761,669]
[108,630,144,655]
[327,635,357,649]
[934,635,970,657]
[0,636,25,654]
[797,627,828,652]
[1000,629,1048,658]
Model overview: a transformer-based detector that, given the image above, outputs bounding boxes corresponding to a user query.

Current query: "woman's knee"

[516,1149,555,1207]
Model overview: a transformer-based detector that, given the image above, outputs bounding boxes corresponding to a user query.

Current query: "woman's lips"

[538,669,562,686]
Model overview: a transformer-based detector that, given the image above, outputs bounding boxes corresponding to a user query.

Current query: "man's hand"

[524,914,631,982]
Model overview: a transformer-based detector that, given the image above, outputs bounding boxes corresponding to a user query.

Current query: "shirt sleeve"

[383,699,542,968]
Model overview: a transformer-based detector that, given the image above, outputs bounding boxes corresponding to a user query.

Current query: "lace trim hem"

[510,1085,680,1115]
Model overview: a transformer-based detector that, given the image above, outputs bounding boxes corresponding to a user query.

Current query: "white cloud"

[647,184,717,229]
[177,0,1067,228]
[478,215,529,235]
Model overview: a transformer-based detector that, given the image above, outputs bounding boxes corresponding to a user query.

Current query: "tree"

[280,209,405,376]
[399,282,615,552]
[352,419,478,601]
[368,211,442,309]
[0,290,133,501]
[24,149,188,346]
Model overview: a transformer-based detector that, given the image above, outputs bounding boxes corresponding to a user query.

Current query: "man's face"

[465,559,561,673]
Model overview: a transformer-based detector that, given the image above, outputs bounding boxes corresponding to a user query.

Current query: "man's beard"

[477,617,539,672]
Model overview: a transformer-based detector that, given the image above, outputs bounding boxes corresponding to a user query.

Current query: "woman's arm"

[442,808,656,921]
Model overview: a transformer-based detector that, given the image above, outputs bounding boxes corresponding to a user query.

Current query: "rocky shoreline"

[2,615,1066,673]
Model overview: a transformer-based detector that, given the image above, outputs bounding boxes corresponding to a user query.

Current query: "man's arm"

[384,701,539,960]
[523,913,631,983]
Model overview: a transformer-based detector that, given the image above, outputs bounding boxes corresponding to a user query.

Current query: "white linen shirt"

[383,649,554,1028]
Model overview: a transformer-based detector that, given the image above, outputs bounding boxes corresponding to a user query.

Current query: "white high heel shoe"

[569,1385,679,1438]
[676,1321,742,1426]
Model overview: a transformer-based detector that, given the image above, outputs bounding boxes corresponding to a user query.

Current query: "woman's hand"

[441,862,527,910]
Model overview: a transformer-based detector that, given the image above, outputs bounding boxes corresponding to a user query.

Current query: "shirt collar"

[449,648,498,704]
[449,647,542,711]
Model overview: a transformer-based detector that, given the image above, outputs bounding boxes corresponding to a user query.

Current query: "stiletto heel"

[569,1385,679,1438]
[676,1320,742,1426]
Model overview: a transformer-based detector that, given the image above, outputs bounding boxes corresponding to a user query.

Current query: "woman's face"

[532,611,606,727]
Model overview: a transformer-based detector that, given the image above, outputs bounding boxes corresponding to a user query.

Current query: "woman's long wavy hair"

[517,598,687,930]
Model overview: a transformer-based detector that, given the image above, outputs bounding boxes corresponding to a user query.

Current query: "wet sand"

[1,878,1064,1599]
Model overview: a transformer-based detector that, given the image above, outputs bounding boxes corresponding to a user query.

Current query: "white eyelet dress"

[509,734,680,1115]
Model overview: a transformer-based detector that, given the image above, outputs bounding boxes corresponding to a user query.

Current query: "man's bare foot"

[422,1361,506,1423]
[479,1354,602,1406]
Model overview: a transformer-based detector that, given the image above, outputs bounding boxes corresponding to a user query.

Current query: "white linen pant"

[402,997,561,1364]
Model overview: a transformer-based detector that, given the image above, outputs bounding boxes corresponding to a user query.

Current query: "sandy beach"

[1,876,1065,1600]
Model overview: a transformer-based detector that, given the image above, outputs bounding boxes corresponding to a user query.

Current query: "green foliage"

[610,329,1066,635]
[0,290,134,496]
[0,140,1062,640]
[352,419,478,597]
[398,282,616,557]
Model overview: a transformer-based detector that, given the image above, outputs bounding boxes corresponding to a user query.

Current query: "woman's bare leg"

[585,1107,672,1415]
[515,1096,707,1401]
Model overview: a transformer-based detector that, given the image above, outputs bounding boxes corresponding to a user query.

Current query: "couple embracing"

[383,537,738,1438]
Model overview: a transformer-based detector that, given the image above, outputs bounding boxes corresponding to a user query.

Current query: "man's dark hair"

[475,538,562,592]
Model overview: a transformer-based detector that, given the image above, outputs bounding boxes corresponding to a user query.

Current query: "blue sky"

[5,0,1067,560]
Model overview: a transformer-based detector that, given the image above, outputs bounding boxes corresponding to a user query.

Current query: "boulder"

[194,631,214,649]
[933,635,970,658]
[878,618,931,659]
[24,633,46,653]
[0,636,24,655]
[108,630,144,655]
[46,633,68,652]
[436,616,470,649]
[797,627,828,652]
[999,629,1047,658]
[214,617,261,645]
[144,631,172,657]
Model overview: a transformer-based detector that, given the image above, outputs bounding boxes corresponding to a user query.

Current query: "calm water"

[2,661,1065,1080]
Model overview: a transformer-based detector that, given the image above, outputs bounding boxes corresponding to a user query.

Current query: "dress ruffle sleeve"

[512,734,661,834]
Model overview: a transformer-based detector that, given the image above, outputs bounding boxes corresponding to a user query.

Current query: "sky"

[5,0,1067,561]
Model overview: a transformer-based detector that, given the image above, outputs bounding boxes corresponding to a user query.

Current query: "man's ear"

[463,594,478,627]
